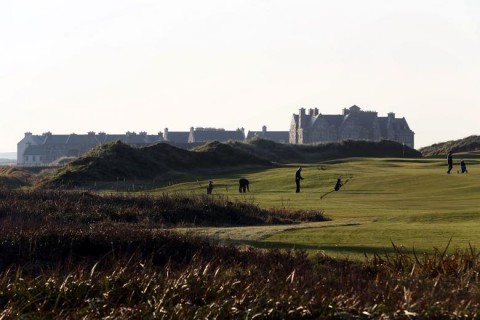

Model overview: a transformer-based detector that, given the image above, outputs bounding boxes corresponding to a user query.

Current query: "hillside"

[38,138,421,189]
[230,137,422,163]
[40,141,272,188]
[0,166,39,188]
[419,135,480,156]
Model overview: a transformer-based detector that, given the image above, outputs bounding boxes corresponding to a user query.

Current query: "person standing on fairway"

[207,181,214,194]
[238,178,250,193]
[295,167,304,193]
[460,159,468,173]
[447,151,453,174]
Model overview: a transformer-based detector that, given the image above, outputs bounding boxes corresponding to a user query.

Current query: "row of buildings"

[18,126,289,165]
[17,105,415,165]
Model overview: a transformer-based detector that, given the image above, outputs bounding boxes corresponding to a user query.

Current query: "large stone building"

[289,105,415,148]
[17,106,414,165]
[17,128,250,165]
[17,131,165,165]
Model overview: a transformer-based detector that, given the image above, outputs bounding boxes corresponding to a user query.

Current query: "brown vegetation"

[0,188,328,227]
[0,188,479,318]
[0,166,39,188]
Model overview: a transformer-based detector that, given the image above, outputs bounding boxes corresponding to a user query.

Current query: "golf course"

[155,156,480,259]
[4,140,480,317]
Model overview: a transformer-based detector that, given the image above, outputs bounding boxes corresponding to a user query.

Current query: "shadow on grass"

[232,239,400,255]
[342,190,398,195]
[256,190,397,195]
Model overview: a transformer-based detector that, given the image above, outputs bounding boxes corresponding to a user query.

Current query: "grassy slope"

[232,137,422,163]
[420,135,480,156]
[40,141,272,188]
[155,157,480,259]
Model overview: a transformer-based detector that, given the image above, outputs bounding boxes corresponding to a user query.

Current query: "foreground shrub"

[2,188,479,318]
[1,226,480,318]
[0,188,329,227]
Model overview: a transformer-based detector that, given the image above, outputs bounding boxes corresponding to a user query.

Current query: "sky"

[1,0,480,152]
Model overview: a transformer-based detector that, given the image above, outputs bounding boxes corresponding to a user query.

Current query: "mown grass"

[154,157,480,258]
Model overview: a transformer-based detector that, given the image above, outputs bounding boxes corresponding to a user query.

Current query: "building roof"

[43,134,70,144]
[29,135,47,145]
[65,134,100,145]
[378,117,414,133]
[316,115,344,127]
[22,133,165,149]
[123,134,162,145]
[165,132,190,143]
[98,134,125,143]
[341,110,378,128]
[190,129,245,142]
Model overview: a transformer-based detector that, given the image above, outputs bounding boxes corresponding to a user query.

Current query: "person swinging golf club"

[334,178,343,191]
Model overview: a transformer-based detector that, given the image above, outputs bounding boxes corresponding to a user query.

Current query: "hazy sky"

[1,0,479,152]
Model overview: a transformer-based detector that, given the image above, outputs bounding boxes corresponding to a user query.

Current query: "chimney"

[299,108,306,128]
[262,125,267,134]
[24,132,32,137]
[314,108,319,116]
[388,112,395,119]
[190,127,195,133]
[164,128,169,140]
[308,108,314,116]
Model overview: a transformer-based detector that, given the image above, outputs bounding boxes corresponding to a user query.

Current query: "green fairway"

[154,157,480,259]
